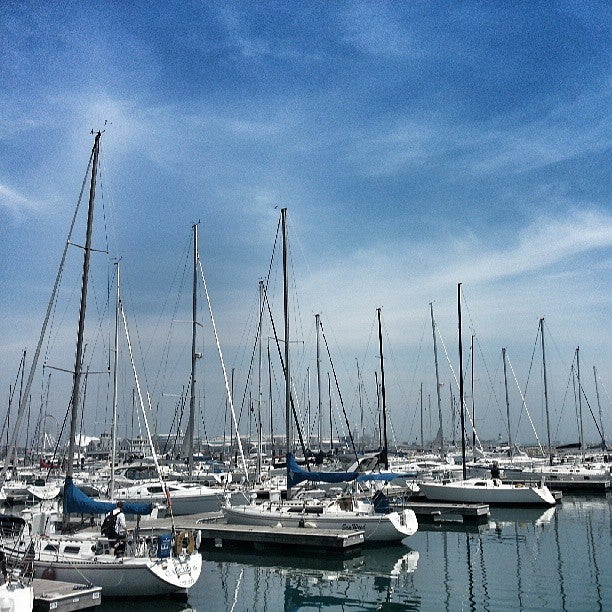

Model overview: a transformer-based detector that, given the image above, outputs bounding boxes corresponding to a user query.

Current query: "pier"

[402,501,490,524]
[129,513,364,552]
[198,523,364,552]
[33,578,101,612]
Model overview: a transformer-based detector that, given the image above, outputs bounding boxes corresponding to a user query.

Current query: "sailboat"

[418,285,557,508]
[223,209,418,542]
[0,132,202,597]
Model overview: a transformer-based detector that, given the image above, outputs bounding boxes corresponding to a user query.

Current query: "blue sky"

[1,1,610,450]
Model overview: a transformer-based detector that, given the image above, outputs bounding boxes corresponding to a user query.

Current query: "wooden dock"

[129,513,364,552]
[199,523,364,552]
[33,578,101,612]
[401,501,490,524]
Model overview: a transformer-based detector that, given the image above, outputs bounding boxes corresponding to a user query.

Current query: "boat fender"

[174,531,196,555]
[174,531,186,555]
[195,530,202,550]
[186,531,196,554]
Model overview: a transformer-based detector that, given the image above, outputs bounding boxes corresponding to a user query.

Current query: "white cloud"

[0,183,41,216]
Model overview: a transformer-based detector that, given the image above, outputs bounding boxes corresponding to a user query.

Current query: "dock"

[402,501,490,524]
[198,523,364,552]
[128,512,365,552]
[129,513,364,552]
[33,578,101,612]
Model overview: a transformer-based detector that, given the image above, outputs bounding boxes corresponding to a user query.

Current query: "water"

[99,495,611,611]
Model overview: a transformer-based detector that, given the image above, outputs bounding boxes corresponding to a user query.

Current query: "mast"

[419,383,424,450]
[502,347,513,460]
[593,366,606,449]
[457,283,467,480]
[257,279,264,481]
[539,318,553,466]
[315,314,323,452]
[66,131,101,487]
[575,347,584,453]
[268,339,274,460]
[186,223,199,478]
[357,359,364,451]
[430,303,444,455]
[328,372,333,452]
[281,208,292,498]
[375,371,381,448]
[376,308,389,470]
[110,261,120,499]
[471,334,476,459]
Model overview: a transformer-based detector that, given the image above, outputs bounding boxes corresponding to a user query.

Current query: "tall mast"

[375,371,382,448]
[66,131,101,486]
[376,308,389,470]
[187,223,199,478]
[457,283,467,480]
[257,279,264,481]
[575,347,584,453]
[328,372,333,452]
[315,314,323,452]
[268,339,274,460]
[357,358,364,451]
[539,318,553,466]
[420,382,424,450]
[593,366,606,449]
[471,334,476,459]
[502,347,513,460]
[281,208,292,498]
[430,303,444,455]
[110,261,120,499]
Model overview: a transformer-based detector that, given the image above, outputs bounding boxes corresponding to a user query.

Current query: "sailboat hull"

[27,556,200,597]
[418,478,556,506]
[3,535,202,597]
[223,504,417,542]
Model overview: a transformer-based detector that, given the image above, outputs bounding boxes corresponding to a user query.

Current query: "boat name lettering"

[342,523,366,530]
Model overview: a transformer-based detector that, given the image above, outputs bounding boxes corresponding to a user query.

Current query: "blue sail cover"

[287,452,359,488]
[63,477,153,516]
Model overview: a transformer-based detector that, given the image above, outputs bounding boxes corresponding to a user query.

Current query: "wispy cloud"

[346,84,611,179]
[296,208,612,347]
[438,209,612,286]
[0,183,41,217]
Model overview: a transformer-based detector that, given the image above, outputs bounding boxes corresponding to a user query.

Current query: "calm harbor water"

[99,494,611,611]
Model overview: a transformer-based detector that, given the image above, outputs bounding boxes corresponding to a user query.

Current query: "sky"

[1,1,610,453]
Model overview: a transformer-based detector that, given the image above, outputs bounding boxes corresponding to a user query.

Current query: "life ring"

[174,531,196,555]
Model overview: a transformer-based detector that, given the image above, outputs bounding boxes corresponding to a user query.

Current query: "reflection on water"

[99,496,611,611]
[202,543,420,611]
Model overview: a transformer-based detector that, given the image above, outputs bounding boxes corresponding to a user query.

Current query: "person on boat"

[102,501,127,556]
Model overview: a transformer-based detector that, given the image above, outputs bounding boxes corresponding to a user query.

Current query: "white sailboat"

[418,477,556,506]
[0,132,202,598]
[0,577,34,612]
[418,286,556,508]
[223,209,418,542]
[224,493,418,541]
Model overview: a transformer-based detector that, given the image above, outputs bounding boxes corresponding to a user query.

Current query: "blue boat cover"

[63,477,153,516]
[287,452,359,488]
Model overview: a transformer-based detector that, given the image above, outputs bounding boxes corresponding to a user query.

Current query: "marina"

[89,494,610,611]
[2,3,611,611]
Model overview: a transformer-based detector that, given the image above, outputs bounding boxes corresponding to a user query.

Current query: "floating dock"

[198,523,364,552]
[130,512,364,552]
[402,501,490,524]
[33,578,101,612]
